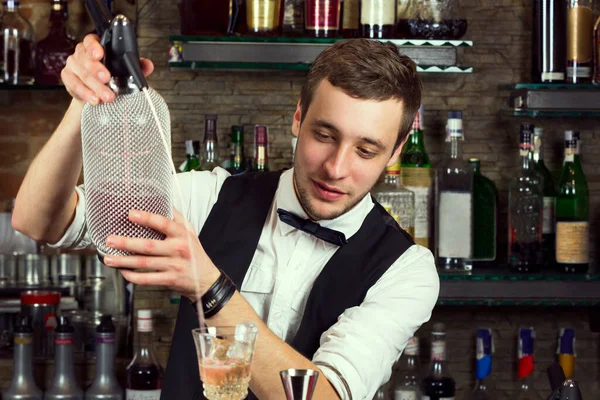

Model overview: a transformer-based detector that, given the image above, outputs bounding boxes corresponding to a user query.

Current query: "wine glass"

[192,322,258,400]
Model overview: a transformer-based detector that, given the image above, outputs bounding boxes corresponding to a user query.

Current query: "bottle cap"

[255,125,268,146]
[97,315,115,333]
[55,316,75,333]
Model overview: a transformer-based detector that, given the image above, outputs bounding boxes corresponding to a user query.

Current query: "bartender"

[12,35,439,400]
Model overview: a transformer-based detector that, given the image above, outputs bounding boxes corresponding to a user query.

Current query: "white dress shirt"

[51,167,440,400]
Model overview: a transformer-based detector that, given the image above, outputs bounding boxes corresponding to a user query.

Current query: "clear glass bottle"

[372,156,416,238]
[567,0,593,83]
[179,140,200,172]
[421,323,456,400]
[35,0,77,86]
[0,0,35,85]
[126,310,164,399]
[200,115,220,171]
[253,125,270,172]
[515,327,538,400]
[469,158,497,265]
[508,124,543,273]
[556,131,589,273]
[466,328,495,400]
[436,110,473,272]
[401,105,432,249]
[532,127,556,269]
[393,336,421,400]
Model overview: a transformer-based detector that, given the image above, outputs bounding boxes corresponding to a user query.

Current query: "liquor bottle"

[179,140,200,172]
[436,111,473,272]
[373,157,416,238]
[533,127,556,268]
[86,315,124,400]
[516,327,536,400]
[0,0,35,85]
[35,0,77,86]
[567,0,593,83]
[282,0,304,36]
[2,316,43,400]
[469,159,497,264]
[557,328,576,379]
[341,0,360,37]
[508,124,543,273]
[532,0,566,83]
[401,105,432,249]
[228,125,246,175]
[421,323,456,400]
[305,0,341,37]
[246,0,282,36]
[556,131,589,273]
[361,0,396,39]
[465,328,494,400]
[200,115,220,171]
[46,316,84,400]
[179,0,239,36]
[253,125,270,172]
[126,310,163,400]
[393,336,421,400]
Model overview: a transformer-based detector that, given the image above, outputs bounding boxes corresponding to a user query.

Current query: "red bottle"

[35,0,76,86]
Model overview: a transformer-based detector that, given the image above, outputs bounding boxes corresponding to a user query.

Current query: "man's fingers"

[61,69,99,105]
[104,253,171,271]
[140,58,154,77]
[105,235,172,256]
[120,269,175,287]
[83,34,103,60]
[129,210,185,237]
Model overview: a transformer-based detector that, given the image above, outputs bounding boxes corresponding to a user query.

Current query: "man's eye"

[315,132,331,140]
[358,148,376,158]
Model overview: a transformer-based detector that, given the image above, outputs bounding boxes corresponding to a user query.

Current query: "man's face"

[292,79,406,221]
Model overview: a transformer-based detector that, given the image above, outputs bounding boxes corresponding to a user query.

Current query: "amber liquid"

[567,5,593,83]
[179,0,234,36]
[199,359,251,400]
[246,0,282,36]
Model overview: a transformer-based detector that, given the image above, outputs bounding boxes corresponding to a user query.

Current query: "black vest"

[161,171,414,400]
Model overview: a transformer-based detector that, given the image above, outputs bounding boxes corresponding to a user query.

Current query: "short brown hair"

[300,39,422,151]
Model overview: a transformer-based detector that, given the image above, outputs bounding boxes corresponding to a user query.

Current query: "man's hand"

[61,33,155,105]
[102,209,220,301]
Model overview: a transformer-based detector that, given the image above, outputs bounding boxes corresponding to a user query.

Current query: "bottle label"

[404,336,419,356]
[247,0,280,30]
[96,336,116,344]
[556,222,589,263]
[542,71,565,81]
[14,336,32,345]
[55,337,74,346]
[431,340,446,361]
[387,158,401,175]
[343,0,359,29]
[405,185,430,246]
[567,66,592,78]
[305,0,340,30]
[437,192,472,258]
[361,0,395,25]
[395,390,417,400]
[126,389,161,400]
[138,317,153,333]
[382,204,415,238]
[542,197,555,234]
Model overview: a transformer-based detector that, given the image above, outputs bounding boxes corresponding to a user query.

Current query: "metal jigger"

[279,369,319,400]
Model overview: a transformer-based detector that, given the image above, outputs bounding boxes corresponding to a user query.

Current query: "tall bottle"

[86,315,124,400]
[401,105,432,249]
[228,125,246,175]
[469,159,497,265]
[304,0,341,37]
[556,131,589,273]
[515,327,536,400]
[361,0,396,38]
[533,127,556,269]
[393,336,421,400]
[0,0,35,84]
[532,0,566,82]
[341,0,360,37]
[246,0,282,36]
[282,0,304,36]
[557,328,576,379]
[200,115,220,171]
[373,157,416,238]
[126,310,163,400]
[466,328,494,400]
[46,316,84,400]
[421,323,456,400]
[508,124,543,273]
[436,111,473,272]
[3,316,43,400]
[179,140,200,172]
[567,0,593,83]
[35,0,77,86]
[254,125,270,172]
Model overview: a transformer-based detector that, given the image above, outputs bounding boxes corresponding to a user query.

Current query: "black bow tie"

[277,209,348,246]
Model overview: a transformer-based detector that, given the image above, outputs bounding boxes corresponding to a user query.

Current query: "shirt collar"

[275,168,374,241]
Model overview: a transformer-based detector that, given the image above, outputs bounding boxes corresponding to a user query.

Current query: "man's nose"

[323,146,351,180]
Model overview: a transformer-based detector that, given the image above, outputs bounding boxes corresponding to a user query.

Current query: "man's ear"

[386,134,409,168]
[292,100,301,137]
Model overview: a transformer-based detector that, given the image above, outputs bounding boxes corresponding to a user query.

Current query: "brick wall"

[1,0,599,397]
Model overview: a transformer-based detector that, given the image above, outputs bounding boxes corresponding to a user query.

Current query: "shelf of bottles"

[508,83,600,117]
[168,35,473,73]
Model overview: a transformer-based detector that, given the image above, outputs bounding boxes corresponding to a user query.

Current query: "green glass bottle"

[228,125,246,175]
[533,127,556,269]
[469,158,497,264]
[556,131,589,273]
[179,140,200,172]
[401,105,432,249]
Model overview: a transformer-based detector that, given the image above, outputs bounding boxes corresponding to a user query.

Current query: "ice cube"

[208,337,232,360]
